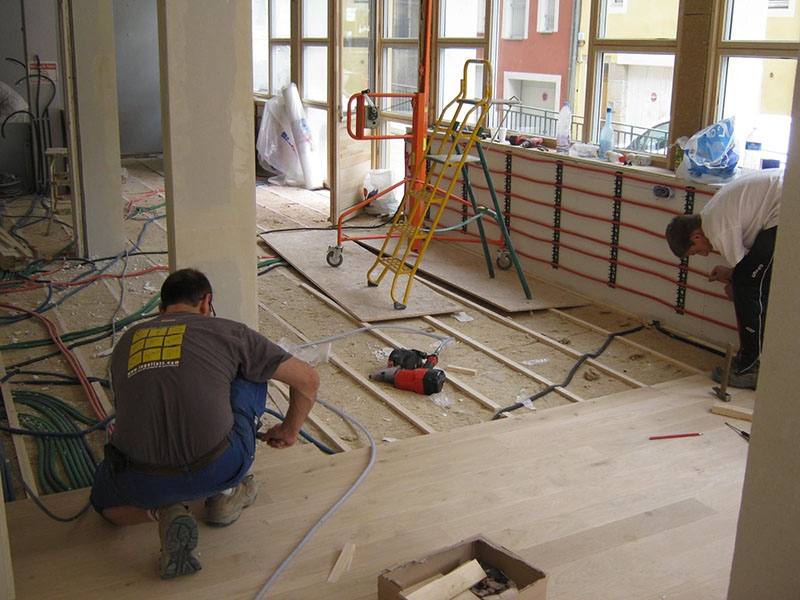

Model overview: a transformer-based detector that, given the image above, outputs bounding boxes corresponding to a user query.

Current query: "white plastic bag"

[282,83,323,190]
[363,169,399,216]
[255,95,304,187]
[676,117,740,184]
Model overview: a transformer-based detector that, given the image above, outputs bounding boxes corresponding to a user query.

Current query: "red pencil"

[649,432,702,440]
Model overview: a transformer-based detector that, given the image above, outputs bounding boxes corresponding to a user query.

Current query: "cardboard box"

[378,535,547,600]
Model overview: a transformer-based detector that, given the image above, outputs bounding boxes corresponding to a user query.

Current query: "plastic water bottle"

[742,127,763,170]
[556,102,572,153]
[599,107,614,160]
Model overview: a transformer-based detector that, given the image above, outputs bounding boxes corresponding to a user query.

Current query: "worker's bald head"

[160,268,213,311]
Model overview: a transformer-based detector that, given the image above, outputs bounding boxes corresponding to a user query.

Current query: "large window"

[252,0,799,170]
[715,0,799,168]
[253,0,270,93]
[379,0,421,181]
[574,0,798,166]
[578,1,679,158]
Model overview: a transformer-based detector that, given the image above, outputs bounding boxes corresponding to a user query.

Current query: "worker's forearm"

[283,384,317,433]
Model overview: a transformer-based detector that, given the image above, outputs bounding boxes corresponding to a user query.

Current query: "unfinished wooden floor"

[6,374,752,599]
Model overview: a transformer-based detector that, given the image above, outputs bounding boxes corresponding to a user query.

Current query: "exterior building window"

[536,0,557,34]
[503,0,529,39]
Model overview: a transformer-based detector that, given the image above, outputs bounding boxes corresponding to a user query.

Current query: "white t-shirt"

[700,168,783,267]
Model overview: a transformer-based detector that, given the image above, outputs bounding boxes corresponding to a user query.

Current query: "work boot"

[712,363,758,390]
[157,503,202,579]
[711,355,745,380]
[205,474,258,527]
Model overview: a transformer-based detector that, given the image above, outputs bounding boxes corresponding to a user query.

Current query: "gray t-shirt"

[109,312,290,466]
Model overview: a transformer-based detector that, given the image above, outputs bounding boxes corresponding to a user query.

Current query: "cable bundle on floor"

[11,390,100,494]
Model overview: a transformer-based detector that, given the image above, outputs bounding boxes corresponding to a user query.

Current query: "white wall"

[443,148,735,348]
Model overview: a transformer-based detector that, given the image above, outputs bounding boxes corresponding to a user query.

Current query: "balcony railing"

[492,104,670,154]
[378,90,671,155]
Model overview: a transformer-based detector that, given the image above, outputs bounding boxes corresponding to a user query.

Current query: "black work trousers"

[731,226,777,372]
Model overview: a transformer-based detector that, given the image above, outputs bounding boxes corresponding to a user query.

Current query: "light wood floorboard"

[5,375,751,599]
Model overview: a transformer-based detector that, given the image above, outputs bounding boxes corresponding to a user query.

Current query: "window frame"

[536,0,557,34]
[584,2,677,166]
[582,0,799,168]
[502,0,530,40]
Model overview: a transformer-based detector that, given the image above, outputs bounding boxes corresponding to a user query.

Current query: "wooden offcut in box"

[377,535,547,600]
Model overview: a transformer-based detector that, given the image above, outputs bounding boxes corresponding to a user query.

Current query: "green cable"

[16,390,98,426]
[20,413,68,493]
[15,393,97,487]
[54,429,87,489]
[257,257,285,269]
[0,294,161,351]
[15,393,99,491]
[22,412,77,491]
[126,201,166,219]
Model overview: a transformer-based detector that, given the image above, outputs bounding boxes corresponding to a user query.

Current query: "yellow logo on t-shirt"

[127,325,187,375]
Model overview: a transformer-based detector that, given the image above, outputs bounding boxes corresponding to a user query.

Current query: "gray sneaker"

[205,474,258,527]
[157,503,202,579]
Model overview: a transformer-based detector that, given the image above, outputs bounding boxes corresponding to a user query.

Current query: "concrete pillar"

[156,1,258,327]
[64,0,125,257]
[727,53,800,598]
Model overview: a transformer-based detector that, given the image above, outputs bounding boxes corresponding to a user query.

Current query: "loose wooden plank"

[401,574,444,596]
[326,542,356,583]
[402,559,486,600]
[446,365,477,376]
[710,400,754,422]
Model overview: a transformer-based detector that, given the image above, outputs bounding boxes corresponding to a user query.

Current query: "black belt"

[127,436,231,477]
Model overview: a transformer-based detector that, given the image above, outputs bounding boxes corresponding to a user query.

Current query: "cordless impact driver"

[369,348,446,395]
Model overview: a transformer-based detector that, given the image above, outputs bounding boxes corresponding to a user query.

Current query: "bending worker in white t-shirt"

[665,168,783,389]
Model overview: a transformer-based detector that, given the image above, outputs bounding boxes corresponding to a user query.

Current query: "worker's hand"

[257,422,298,449]
[724,282,733,300]
[708,265,733,282]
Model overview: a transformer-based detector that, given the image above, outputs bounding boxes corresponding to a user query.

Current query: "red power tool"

[369,348,446,395]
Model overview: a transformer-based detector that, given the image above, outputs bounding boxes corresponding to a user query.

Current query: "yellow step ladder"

[366,59,531,309]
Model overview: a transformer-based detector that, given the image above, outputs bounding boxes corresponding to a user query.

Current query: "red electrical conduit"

[421,145,732,329]
[0,301,108,421]
[0,265,168,294]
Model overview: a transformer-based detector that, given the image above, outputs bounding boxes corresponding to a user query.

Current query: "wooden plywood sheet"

[260,229,459,322]
[359,233,587,312]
